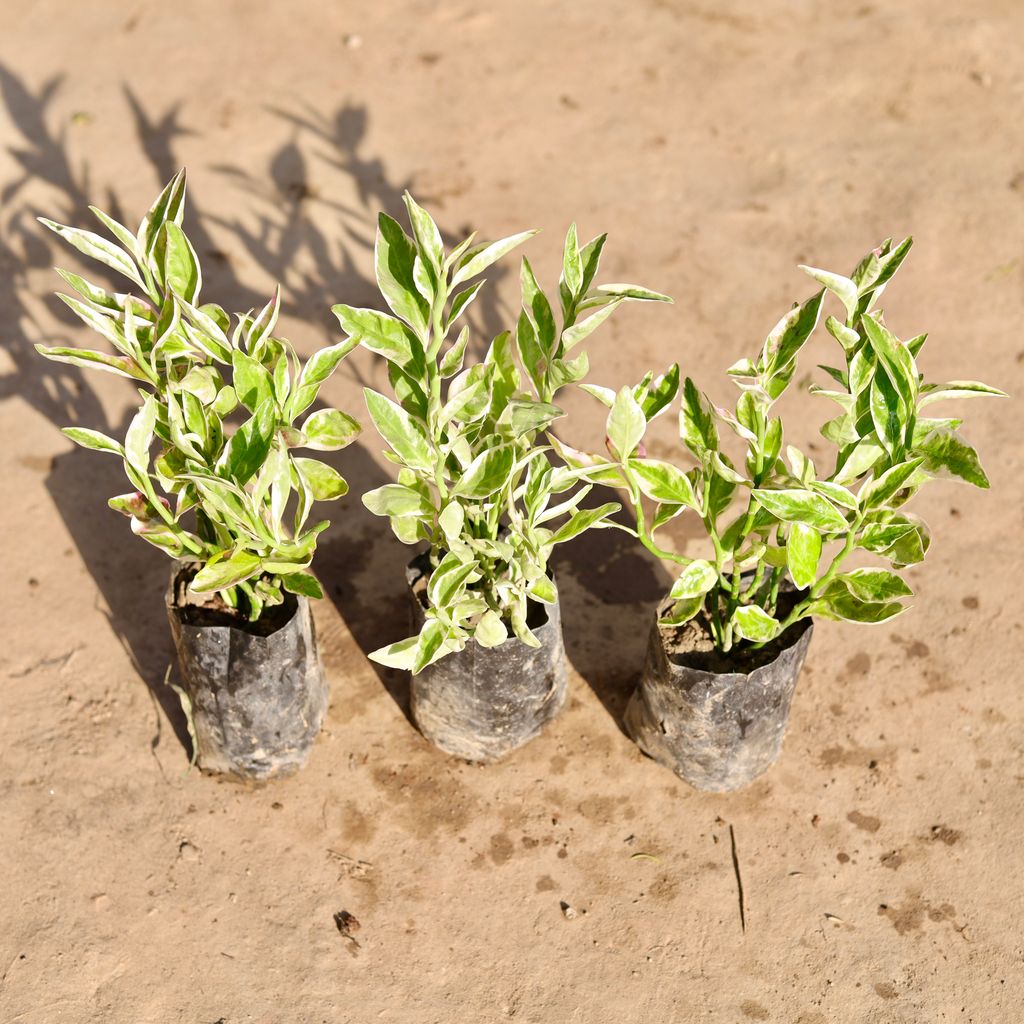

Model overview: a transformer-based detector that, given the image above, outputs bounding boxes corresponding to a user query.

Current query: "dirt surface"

[2,2,1023,1021]
[659,585,810,675]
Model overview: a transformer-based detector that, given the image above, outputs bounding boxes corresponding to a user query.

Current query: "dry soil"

[1,2,1023,1022]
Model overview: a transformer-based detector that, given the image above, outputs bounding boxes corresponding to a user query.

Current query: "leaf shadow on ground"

[0,67,273,758]
[553,502,678,734]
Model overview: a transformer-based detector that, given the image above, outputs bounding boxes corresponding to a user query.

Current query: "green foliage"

[566,238,1005,652]
[37,171,360,621]
[348,194,670,671]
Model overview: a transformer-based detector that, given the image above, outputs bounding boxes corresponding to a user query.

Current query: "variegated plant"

[558,238,1005,651]
[37,171,360,621]
[338,194,670,671]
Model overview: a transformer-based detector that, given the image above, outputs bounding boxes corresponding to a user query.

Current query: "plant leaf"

[125,394,158,474]
[912,427,989,488]
[290,340,358,418]
[629,458,699,508]
[332,304,421,370]
[281,572,325,600]
[799,266,858,321]
[225,400,277,485]
[447,281,484,327]
[835,568,912,602]
[438,501,465,542]
[808,480,859,511]
[548,502,619,545]
[639,363,680,421]
[560,222,583,300]
[364,388,434,472]
[161,221,202,303]
[858,521,915,553]
[787,522,821,589]
[659,596,703,627]
[833,436,885,485]
[680,377,718,458]
[669,560,718,599]
[761,290,824,378]
[439,326,470,378]
[375,213,430,336]
[402,192,444,273]
[497,399,564,438]
[862,313,917,409]
[452,445,515,499]
[232,349,275,413]
[451,229,538,286]
[427,552,480,608]
[561,299,622,351]
[301,408,361,451]
[35,344,148,381]
[190,550,262,593]
[918,381,1007,407]
[811,585,904,624]
[369,636,420,670]
[869,369,904,456]
[751,488,848,532]
[139,169,187,256]
[362,483,433,519]
[475,609,508,648]
[412,619,448,673]
[39,217,145,289]
[607,386,646,460]
[595,283,673,303]
[294,457,349,500]
[859,458,925,508]
[732,605,781,642]
[61,427,124,456]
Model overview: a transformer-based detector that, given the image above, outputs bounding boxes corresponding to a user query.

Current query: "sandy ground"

[1,2,1023,1021]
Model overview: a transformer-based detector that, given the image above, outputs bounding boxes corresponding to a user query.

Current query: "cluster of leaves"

[558,238,1005,652]
[342,194,670,671]
[37,172,360,620]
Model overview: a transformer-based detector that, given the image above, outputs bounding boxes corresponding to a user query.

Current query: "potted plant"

[37,171,361,780]
[557,238,1005,790]
[335,194,670,761]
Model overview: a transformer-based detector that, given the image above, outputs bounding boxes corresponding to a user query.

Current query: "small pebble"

[334,910,360,936]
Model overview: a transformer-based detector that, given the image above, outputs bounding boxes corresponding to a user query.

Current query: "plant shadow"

[0,68,200,753]
[313,445,416,724]
[554,499,714,734]
[552,503,672,732]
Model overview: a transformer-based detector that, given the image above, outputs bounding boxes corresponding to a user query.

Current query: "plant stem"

[425,285,451,548]
[236,579,261,621]
[628,485,689,566]
[740,562,766,604]
[724,497,758,622]
[767,565,783,614]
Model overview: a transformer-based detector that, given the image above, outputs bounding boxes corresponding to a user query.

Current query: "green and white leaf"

[607,386,646,461]
[732,605,781,643]
[751,488,848,532]
[787,522,821,590]
[364,388,434,472]
[669,560,718,599]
